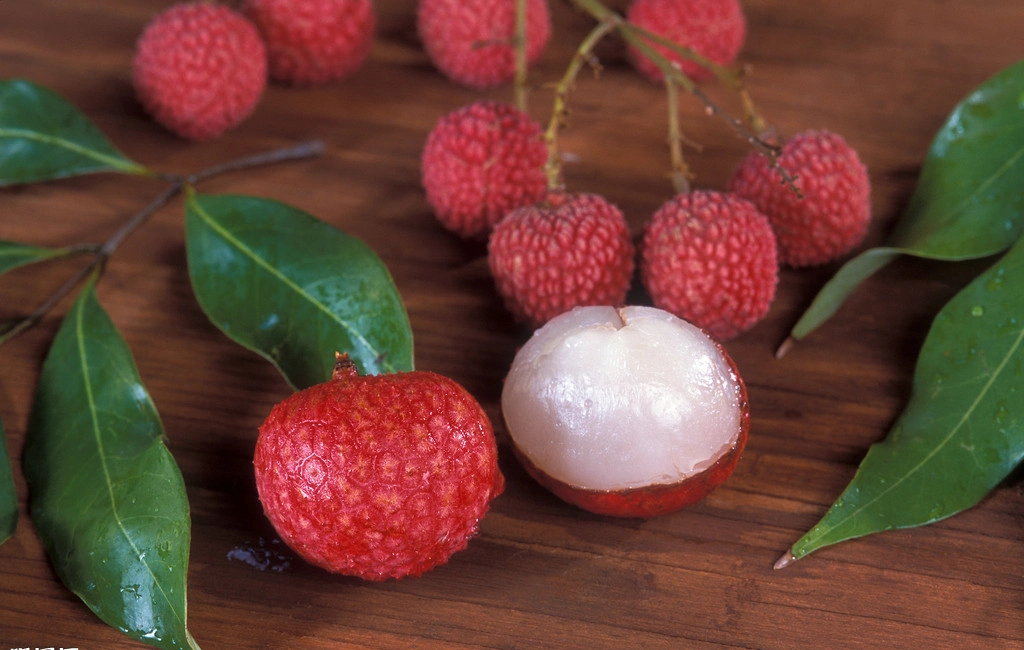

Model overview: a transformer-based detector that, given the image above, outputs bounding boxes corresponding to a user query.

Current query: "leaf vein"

[189,197,387,371]
[73,293,187,630]
[0,127,142,174]
[816,324,1024,535]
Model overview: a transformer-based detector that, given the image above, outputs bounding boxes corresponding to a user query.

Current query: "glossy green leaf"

[0,417,16,545]
[0,240,92,276]
[785,232,1024,563]
[185,191,414,389]
[789,58,1024,342]
[0,78,148,186]
[22,278,200,650]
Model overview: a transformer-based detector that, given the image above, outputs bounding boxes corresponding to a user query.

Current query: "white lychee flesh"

[501,305,745,493]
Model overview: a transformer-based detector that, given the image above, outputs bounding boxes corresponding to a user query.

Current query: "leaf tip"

[773,550,798,570]
[775,335,796,359]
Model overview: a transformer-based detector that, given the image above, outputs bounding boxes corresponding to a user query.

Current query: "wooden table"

[1,1,1021,648]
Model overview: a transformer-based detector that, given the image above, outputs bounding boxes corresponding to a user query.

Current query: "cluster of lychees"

[122,0,872,583]
[420,0,872,342]
[131,0,376,140]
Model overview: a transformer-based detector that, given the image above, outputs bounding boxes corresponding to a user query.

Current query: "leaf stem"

[773,550,798,569]
[1,140,326,345]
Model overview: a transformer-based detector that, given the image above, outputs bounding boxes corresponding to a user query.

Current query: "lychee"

[241,0,376,86]
[728,129,872,267]
[417,0,552,89]
[254,353,504,581]
[131,2,267,141]
[487,192,635,328]
[422,101,549,239]
[626,0,746,83]
[640,190,778,341]
[501,305,749,518]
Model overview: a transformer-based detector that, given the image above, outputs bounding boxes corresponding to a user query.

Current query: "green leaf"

[0,240,92,276]
[0,416,16,546]
[788,58,1024,342]
[785,233,1024,563]
[0,78,148,186]
[185,190,414,389]
[22,278,200,650]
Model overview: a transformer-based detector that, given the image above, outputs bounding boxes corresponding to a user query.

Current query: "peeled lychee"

[728,129,871,267]
[241,0,376,86]
[626,0,746,82]
[132,2,267,141]
[254,354,504,581]
[639,190,778,341]
[422,101,548,239]
[417,0,552,89]
[501,305,749,518]
[487,192,635,328]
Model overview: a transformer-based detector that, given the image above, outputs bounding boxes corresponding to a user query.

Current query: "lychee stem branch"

[665,78,692,194]
[617,21,780,159]
[0,140,326,346]
[623,22,767,134]
[543,17,617,191]
[567,0,795,191]
[513,0,529,112]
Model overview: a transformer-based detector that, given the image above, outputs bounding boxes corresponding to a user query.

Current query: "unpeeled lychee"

[640,190,778,341]
[728,129,871,267]
[241,0,376,86]
[501,305,749,518]
[487,192,635,328]
[254,354,504,581]
[421,101,548,239]
[417,0,552,89]
[132,2,267,141]
[626,0,746,82]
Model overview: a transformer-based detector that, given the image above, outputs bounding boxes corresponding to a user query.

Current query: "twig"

[542,17,618,190]
[0,140,326,346]
[567,0,799,194]
[187,139,325,185]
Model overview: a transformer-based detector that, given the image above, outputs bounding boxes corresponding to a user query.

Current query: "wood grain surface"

[1,1,1022,648]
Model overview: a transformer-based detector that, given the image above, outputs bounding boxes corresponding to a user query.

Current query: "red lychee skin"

[254,355,505,581]
[417,0,552,89]
[241,0,375,86]
[131,2,267,141]
[511,336,749,518]
[626,0,746,83]
[487,192,636,328]
[422,101,548,239]
[640,190,778,341]
[728,130,872,267]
